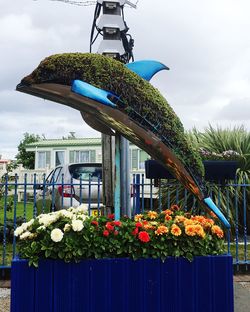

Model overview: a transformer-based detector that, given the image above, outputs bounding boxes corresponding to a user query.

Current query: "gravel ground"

[0,288,10,312]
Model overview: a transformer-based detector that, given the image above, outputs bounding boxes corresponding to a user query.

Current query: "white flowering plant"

[14,205,89,267]
[198,148,241,161]
[14,204,225,267]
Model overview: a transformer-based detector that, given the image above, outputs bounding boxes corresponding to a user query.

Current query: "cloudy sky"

[1,0,250,159]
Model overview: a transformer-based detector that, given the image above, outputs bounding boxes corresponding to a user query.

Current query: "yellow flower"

[134,214,144,222]
[147,211,158,220]
[155,225,169,236]
[184,219,196,227]
[174,216,186,223]
[194,225,206,238]
[171,224,182,236]
[185,225,196,236]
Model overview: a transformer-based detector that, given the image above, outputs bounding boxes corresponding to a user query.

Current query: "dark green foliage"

[21,53,204,178]
[16,132,40,169]
[0,217,25,242]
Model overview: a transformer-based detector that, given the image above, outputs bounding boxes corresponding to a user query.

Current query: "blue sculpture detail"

[204,198,230,228]
[72,80,118,108]
[125,60,169,81]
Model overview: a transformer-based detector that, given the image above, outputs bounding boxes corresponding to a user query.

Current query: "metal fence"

[1,173,249,272]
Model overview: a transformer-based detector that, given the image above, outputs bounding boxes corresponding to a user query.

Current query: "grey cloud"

[1,0,250,158]
[216,98,250,121]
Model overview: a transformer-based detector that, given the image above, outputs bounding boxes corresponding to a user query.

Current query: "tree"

[16,133,41,169]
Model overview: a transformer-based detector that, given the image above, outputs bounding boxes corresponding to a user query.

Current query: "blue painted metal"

[12,174,18,259]
[125,60,169,81]
[23,173,27,221]
[88,174,92,216]
[2,175,8,267]
[11,256,234,312]
[114,136,121,220]
[72,79,118,108]
[135,174,140,214]
[203,197,231,228]
[33,173,37,217]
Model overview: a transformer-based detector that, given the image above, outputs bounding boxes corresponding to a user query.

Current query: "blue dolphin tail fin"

[203,197,230,229]
[125,60,169,81]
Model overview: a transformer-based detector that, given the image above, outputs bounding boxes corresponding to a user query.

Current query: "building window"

[130,149,149,170]
[37,151,51,169]
[69,150,96,163]
[55,151,65,167]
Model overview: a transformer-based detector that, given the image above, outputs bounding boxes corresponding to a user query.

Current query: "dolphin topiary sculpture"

[16,53,230,228]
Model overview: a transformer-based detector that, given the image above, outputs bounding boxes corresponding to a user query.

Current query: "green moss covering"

[22,53,204,178]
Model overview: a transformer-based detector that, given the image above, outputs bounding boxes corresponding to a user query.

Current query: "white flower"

[71,220,84,232]
[20,231,32,240]
[37,225,46,231]
[63,224,71,232]
[50,228,64,242]
[26,219,34,227]
[14,226,24,237]
[59,210,73,219]
[79,214,88,221]
[76,204,88,213]
[39,214,58,227]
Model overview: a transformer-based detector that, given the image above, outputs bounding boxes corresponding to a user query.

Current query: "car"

[36,163,103,214]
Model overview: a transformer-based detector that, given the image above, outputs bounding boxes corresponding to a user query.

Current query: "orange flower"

[171,224,182,236]
[143,223,155,230]
[194,225,206,238]
[147,211,158,220]
[185,225,196,236]
[162,209,173,215]
[165,214,172,221]
[209,211,218,219]
[211,225,224,239]
[174,216,186,223]
[184,219,196,227]
[155,225,169,236]
[134,214,144,222]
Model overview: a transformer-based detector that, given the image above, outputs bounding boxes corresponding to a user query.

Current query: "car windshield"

[69,164,102,182]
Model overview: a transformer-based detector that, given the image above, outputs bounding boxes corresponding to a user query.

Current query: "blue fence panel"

[0,173,249,271]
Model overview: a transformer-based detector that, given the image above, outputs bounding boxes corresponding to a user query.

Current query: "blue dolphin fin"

[72,80,118,108]
[125,60,169,81]
[203,197,230,229]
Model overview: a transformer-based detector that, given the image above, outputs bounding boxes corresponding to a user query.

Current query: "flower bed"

[14,205,226,267]
[12,205,234,312]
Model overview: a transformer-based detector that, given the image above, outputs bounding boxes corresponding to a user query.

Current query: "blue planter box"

[11,255,234,312]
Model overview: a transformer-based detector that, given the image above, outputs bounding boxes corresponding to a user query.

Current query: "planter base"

[11,255,234,312]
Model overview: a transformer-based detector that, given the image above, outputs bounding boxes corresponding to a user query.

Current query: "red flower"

[114,230,119,236]
[138,231,150,243]
[135,222,143,228]
[132,227,139,236]
[103,230,109,237]
[108,213,115,220]
[106,222,114,232]
[91,220,98,226]
[113,221,122,227]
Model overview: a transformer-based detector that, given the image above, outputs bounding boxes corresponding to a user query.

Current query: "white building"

[25,137,149,173]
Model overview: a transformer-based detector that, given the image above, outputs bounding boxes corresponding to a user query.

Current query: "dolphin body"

[16,53,230,228]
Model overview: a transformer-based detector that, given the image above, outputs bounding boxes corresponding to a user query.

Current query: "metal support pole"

[114,135,121,220]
